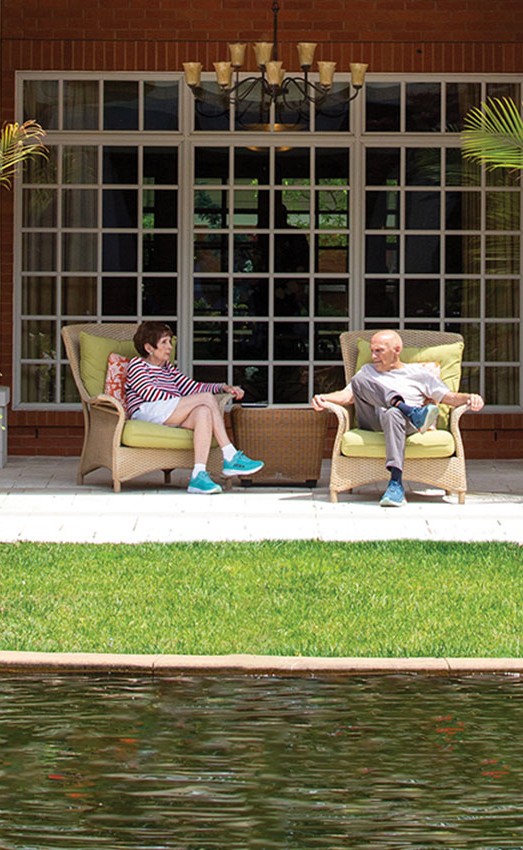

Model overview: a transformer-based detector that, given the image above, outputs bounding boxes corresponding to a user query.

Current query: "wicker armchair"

[326,330,469,504]
[62,323,231,492]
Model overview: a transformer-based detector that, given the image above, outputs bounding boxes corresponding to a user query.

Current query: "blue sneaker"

[408,403,439,433]
[222,450,265,478]
[187,470,222,494]
[380,480,406,507]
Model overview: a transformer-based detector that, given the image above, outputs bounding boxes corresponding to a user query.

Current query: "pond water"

[0,674,522,849]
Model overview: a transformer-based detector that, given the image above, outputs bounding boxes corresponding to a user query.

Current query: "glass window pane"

[144,81,178,131]
[274,322,308,359]
[194,190,229,228]
[313,364,345,395]
[63,80,99,130]
[445,83,480,132]
[143,234,177,272]
[143,190,177,229]
[194,84,230,132]
[405,236,440,273]
[316,234,348,273]
[315,84,350,132]
[366,190,400,230]
[102,233,137,271]
[142,277,177,316]
[234,148,269,184]
[195,147,229,185]
[445,235,481,275]
[234,87,270,133]
[102,277,137,316]
[445,191,481,230]
[22,233,56,271]
[315,279,349,317]
[194,364,226,384]
[233,189,269,228]
[405,279,440,317]
[274,280,309,316]
[22,320,56,358]
[366,83,400,132]
[459,364,480,394]
[485,236,520,274]
[275,148,310,184]
[486,279,520,318]
[22,276,56,315]
[63,146,98,184]
[63,189,97,228]
[406,148,441,185]
[61,366,81,403]
[62,276,97,315]
[23,188,57,227]
[486,82,520,101]
[276,190,310,228]
[486,192,520,230]
[314,323,344,360]
[103,189,138,228]
[143,148,178,185]
[366,148,400,185]
[406,83,441,132]
[194,280,227,316]
[63,233,97,271]
[23,79,58,129]
[193,322,228,359]
[486,322,519,361]
[445,148,481,187]
[234,321,268,359]
[103,147,138,184]
[233,365,268,403]
[405,192,440,229]
[21,364,56,403]
[366,235,399,274]
[273,365,309,404]
[233,279,268,316]
[194,234,228,273]
[365,279,399,317]
[24,147,58,184]
[234,234,269,273]
[274,89,310,131]
[444,321,480,359]
[446,280,481,318]
[316,148,349,184]
[103,81,139,130]
[316,190,349,229]
[485,366,519,405]
[275,233,310,272]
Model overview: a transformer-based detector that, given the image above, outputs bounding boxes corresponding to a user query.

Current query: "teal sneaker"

[408,403,439,433]
[222,450,265,478]
[187,470,222,495]
[380,480,406,507]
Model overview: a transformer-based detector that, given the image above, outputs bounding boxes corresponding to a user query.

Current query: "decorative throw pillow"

[80,331,177,398]
[104,352,130,406]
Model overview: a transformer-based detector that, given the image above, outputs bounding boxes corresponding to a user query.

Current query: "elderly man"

[311,330,484,507]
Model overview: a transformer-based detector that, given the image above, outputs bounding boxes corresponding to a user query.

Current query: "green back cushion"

[355,338,464,429]
[80,332,176,398]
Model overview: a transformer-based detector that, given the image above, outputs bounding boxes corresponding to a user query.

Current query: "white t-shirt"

[347,362,449,407]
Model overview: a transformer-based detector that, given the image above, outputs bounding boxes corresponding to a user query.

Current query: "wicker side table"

[230,406,329,486]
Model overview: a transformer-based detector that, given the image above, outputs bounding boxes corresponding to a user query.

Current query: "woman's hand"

[223,384,245,400]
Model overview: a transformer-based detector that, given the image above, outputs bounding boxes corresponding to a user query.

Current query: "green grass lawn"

[1,540,522,657]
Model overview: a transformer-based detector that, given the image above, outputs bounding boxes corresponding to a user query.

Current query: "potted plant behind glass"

[0,120,48,466]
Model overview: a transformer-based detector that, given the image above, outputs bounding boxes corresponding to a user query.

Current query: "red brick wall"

[2,0,523,457]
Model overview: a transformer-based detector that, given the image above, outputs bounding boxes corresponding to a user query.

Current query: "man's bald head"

[370,330,403,371]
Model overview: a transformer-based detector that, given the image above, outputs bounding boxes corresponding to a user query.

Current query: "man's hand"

[442,391,484,411]
[223,384,245,400]
[311,387,353,411]
[466,393,484,412]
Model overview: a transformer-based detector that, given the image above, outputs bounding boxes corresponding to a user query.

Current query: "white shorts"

[131,398,180,425]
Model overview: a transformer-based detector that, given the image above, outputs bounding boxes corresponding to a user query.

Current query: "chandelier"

[182,1,367,119]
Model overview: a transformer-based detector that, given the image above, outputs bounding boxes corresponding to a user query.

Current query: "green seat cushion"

[355,338,464,428]
[341,428,456,459]
[80,331,177,398]
[122,419,218,450]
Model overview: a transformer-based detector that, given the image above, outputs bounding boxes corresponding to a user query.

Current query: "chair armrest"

[215,392,234,414]
[449,403,467,458]
[89,394,127,445]
[321,401,351,457]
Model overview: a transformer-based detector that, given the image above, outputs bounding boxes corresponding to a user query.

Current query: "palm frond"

[0,120,48,188]
[461,97,523,171]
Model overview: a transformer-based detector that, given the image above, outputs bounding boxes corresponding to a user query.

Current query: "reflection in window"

[365,279,399,317]
[143,234,177,272]
[62,277,97,315]
[142,278,177,316]
[273,365,309,404]
[102,277,137,315]
[63,80,99,130]
[23,79,58,129]
[103,81,139,130]
[193,322,228,359]
[194,280,228,316]
[233,279,269,316]
[194,190,228,228]
[405,279,440,317]
[194,234,228,273]
[233,321,268,359]
[406,83,441,132]
[366,83,400,132]
[144,82,178,131]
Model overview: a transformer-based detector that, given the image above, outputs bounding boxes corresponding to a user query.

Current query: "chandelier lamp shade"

[183,1,368,112]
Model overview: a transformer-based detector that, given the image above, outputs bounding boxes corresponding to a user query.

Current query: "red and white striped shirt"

[125,357,224,419]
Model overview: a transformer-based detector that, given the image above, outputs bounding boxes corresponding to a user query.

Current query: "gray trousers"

[351,371,417,472]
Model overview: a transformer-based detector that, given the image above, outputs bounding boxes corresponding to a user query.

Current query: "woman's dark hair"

[133,321,173,357]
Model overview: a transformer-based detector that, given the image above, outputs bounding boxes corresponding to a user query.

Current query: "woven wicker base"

[231,407,329,486]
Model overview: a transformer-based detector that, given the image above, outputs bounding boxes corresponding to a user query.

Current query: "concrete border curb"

[1,651,523,676]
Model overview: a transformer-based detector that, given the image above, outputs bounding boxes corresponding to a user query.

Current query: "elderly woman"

[125,321,263,494]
